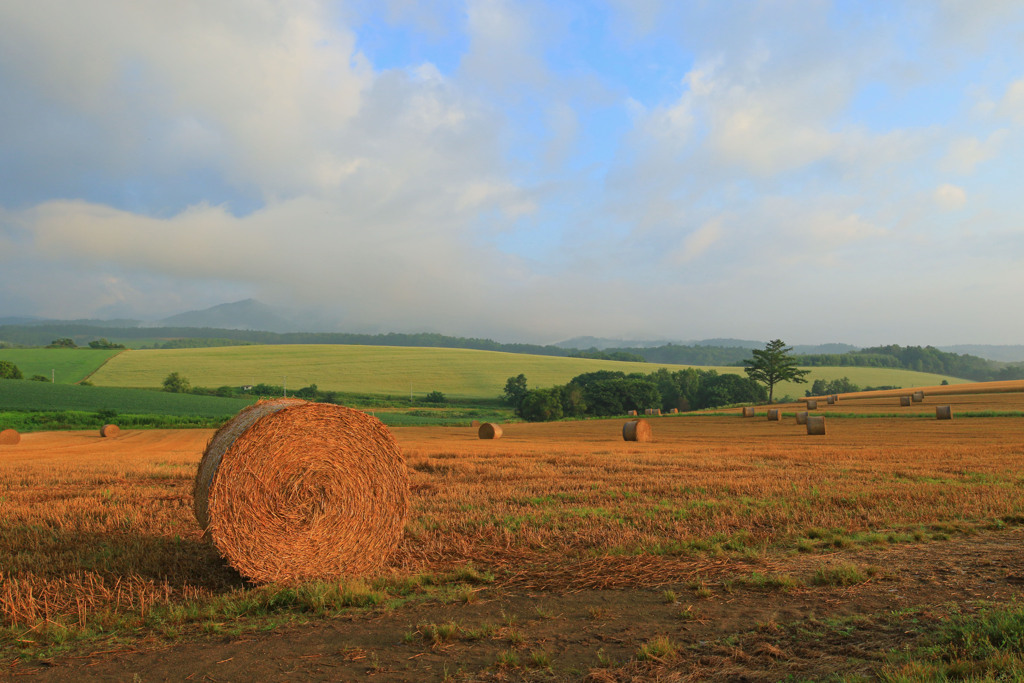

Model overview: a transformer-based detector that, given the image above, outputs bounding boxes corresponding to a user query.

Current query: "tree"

[48,338,76,348]
[162,372,191,393]
[743,339,810,404]
[423,390,446,403]
[0,361,22,380]
[519,388,564,422]
[502,374,529,412]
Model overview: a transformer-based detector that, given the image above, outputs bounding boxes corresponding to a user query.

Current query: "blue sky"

[1,1,1023,345]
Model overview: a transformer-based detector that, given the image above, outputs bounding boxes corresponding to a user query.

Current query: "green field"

[86,345,968,400]
[0,348,122,383]
[0,379,255,417]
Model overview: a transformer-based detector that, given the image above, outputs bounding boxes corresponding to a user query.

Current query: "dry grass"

[3,402,1024,649]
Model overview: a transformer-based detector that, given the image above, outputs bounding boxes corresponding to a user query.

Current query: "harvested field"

[4,401,1024,680]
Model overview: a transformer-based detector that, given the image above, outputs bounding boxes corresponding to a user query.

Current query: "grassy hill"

[87,345,968,400]
[0,348,122,383]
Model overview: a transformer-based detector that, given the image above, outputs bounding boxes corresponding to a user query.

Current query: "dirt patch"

[9,527,1024,682]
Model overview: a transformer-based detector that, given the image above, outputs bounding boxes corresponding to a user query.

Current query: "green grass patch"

[0,348,121,384]
[0,379,255,421]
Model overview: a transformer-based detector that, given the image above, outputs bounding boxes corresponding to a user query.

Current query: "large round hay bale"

[767,408,781,421]
[193,399,408,584]
[795,411,808,425]
[622,419,652,442]
[478,423,503,439]
[100,424,120,438]
[805,400,818,410]
[936,405,953,420]
[912,391,924,403]
[742,406,755,417]
[806,416,826,435]
[900,396,911,407]
[0,429,20,445]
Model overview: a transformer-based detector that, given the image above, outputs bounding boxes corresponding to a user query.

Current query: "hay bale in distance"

[669,408,678,414]
[622,419,652,442]
[936,405,953,420]
[193,399,409,584]
[470,420,480,429]
[767,408,781,421]
[827,395,836,405]
[900,396,911,407]
[795,411,808,425]
[805,400,818,410]
[806,416,826,435]
[100,424,120,438]
[478,423,503,439]
[627,410,637,416]
[912,391,924,403]
[742,406,755,417]
[0,429,20,445]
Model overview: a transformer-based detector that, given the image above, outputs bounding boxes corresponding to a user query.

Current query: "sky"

[1,1,1023,346]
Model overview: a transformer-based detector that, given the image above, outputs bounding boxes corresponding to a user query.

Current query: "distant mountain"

[554,336,677,350]
[150,299,301,333]
[792,343,859,355]
[938,345,1024,363]
[0,316,46,325]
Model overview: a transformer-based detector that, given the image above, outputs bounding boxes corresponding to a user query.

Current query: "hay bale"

[0,429,20,445]
[936,405,952,420]
[806,416,826,435]
[795,411,808,425]
[470,420,480,429]
[193,399,409,584]
[652,408,661,416]
[805,400,818,410]
[669,408,678,414]
[622,419,652,442]
[827,395,836,405]
[912,391,924,403]
[742,406,755,417]
[478,423,503,439]
[627,410,637,417]
[900,396,911,407]
[767,409,781,421]
[100,424,120,438]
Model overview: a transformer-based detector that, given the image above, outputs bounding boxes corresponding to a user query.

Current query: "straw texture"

[900,396,911,407]
[805,400,818,410]
[100,424,120,438]
[742,407,755,417]
[912,391,924,403]
[0,429,19,445]
[622,419,652,442]
[193,399,408,584]
[827,395,836,405]
[767,409,781,421]
[795,411,808,425]
[806,416,826,435]
[936,405,953,420]
[478,423,503,439]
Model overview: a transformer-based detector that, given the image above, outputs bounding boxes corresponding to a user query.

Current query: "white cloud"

[996,78,1024,124]
[941,129,1010,174]
[934,183,967,210]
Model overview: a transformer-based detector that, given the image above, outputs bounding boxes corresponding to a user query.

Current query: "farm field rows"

[3,399,1024,680]
[760,379,1024,415]
[84,344,966,399]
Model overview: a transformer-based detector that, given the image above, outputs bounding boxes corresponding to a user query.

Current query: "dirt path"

[7,527,1024,682]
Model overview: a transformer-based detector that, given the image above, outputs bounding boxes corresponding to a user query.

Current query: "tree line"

[503,368,769,422]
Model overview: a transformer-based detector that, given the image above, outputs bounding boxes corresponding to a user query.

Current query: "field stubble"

[3,409,1024,676]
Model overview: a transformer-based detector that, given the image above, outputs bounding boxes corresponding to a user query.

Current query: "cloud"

[996,78,1024,124]
[941,129,1010,173]
[934,183,967,210]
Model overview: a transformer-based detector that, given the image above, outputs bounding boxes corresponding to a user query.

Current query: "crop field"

[0,349,121,384]
[3,386,1024,680]
[0,379,255,421]
[85,344,966,399]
